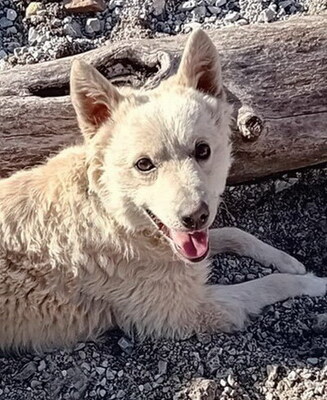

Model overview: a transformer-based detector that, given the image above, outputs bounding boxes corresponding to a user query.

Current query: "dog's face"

[70,30,232,263]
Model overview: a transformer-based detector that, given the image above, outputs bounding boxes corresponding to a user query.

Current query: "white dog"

[0,29,326,350]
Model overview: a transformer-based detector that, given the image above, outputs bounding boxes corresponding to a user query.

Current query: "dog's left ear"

[70,59,124,140]
[175,29,222,97]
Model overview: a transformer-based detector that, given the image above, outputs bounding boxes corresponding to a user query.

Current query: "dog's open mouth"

[145,209,209,263]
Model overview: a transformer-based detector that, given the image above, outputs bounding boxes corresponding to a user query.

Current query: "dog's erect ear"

[70,59,124,140]
[175,29,222,97]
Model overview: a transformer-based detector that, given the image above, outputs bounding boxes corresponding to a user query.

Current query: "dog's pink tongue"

[170,230,209,259]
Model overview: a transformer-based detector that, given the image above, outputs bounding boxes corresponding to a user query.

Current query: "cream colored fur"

[0,30,326,350]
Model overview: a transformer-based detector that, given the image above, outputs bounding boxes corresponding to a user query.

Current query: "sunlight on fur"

[0,29,326,350]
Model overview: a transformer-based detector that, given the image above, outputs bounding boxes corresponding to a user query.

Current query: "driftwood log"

[0,16,326,183]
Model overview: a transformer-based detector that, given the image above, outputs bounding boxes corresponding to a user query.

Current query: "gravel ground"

[1,1,327,399]
[0,165,326,400]
[0,0,326,68]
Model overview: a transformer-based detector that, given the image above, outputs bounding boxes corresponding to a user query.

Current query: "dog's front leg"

[203,273,327,332]
[209,227,305,274]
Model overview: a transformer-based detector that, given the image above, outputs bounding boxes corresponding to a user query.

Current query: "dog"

[0,30,326,350]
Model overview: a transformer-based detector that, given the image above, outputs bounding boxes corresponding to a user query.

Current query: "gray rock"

[117,389,126,398]
[280,0,293,8]
[85,18,101,34]
[16,362,37,381]
[274,178,298,193]
[191,6,207,19]
[0,50,7,60]
[207,6,221,15]
[0,17,13,28]
[307,358,319,365]
[6,26,17,34]
[224,11,240,23]
[7,41,20,52]
[64,21,83,38]
[180,0,197,12]
[28,27,38,45]
[259,8,276,22]
[109,0,124,9]
[151,0,166,17]
[118,336,134,354]
[158,360,168,375]
[215,0,226,6]
[6,9,17,21]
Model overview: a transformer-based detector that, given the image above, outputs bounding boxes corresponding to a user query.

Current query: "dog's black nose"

[181,202,209,230]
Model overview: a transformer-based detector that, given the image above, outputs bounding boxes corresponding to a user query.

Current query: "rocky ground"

[0,166,326,400]
[1,1,327,399]
[0,0,326,68]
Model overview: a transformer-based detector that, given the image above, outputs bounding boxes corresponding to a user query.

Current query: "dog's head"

[70,30,232,263]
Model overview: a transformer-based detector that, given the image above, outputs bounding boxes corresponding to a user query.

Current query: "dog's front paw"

[271,250,306,275]
[301,274,327,297]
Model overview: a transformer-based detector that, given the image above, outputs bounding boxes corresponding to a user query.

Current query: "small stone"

[196,333,212,345]
[118,337,134,354]
[307,358,319,365]
[0,17,13,28]
[274,178,297,193]
[109,0,125,9]
[31,380,41,389]
[208,6,221,14]
[236,18,249,26]
[7,26,18,34]
[151,0,166,17]
[224,11,240,23]
[64,21,83,38]
[227,374,236,387]
[215,0,226,6]
[279,0,293,8]
[16,362,37,381]
[6,9,17,21]
[266,365,279,381]
[117,389,126,398]
[180,1,197,12]
[74,343,85,351]
[81,362,91,371]
[64,0,106,13]
[85,18,101,34]
[106,370,115,380]
[96,367,106,375]
[220,378,227,387]
[38,360,47,372]
[143,383,152,392]
[158,360,168,375]
[313,313,327,334]
[99,389,106,397]
[0,50,7,60]
[36,9,47,17]
[25,2,43,18]
[259,8,276,22]
[179,379,217,400]
[288,371,298,381]
[192,6,207,19]
[28,27,38,45]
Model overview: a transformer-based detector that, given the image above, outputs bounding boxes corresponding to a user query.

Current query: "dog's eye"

[195,142,211,161]
[135,158,156,172]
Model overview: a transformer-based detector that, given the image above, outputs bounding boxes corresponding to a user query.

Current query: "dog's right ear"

[70,59,124,140]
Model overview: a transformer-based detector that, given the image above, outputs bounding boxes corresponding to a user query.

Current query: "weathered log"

[0,16,326,183]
